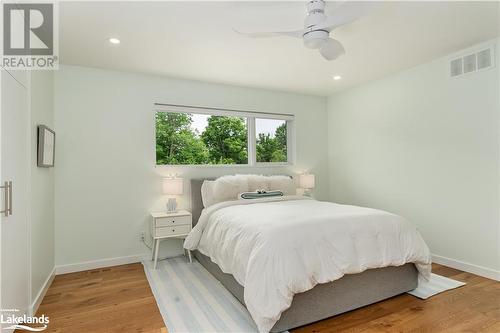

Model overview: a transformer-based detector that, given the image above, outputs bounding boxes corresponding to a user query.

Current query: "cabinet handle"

[0,181,12,217]
[9,181,12,215]
[172,220,175,223]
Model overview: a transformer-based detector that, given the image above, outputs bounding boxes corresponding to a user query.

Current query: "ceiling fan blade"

[319,38,345,60]
[316,1,378,32]
[233,28,305,39]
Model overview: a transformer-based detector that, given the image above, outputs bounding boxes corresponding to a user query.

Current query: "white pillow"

[200,180,216,208]
[200,175,296,207]
[269,175,296,195]
[244,174,270,191]
[212,175,249,204]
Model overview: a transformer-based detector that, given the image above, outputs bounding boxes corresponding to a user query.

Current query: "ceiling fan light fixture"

[303,30,328,49]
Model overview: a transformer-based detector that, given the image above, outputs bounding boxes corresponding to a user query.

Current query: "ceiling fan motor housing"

[306,0,325,14]
[303,0,328,49]
[305,0,326,27]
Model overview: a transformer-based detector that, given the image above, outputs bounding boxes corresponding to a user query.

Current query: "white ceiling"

[59,1,499,96]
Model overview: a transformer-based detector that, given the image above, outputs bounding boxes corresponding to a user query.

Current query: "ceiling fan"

[235,0,376,61]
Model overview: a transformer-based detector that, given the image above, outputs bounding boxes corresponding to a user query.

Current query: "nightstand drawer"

[155,224,191,237]
[156,215,191,227]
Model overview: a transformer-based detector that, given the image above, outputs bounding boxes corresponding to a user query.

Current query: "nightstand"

[150,210,192,269]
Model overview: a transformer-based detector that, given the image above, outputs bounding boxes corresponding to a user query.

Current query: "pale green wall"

[54,42,500,275]
[327,39,500,272]
[54,65,328,266]
[30,71,55,302]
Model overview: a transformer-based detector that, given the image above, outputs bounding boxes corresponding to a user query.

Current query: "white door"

[1,69,30,331]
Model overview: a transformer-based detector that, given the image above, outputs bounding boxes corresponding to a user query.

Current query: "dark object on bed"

[240,190,284,199]
[190,179,419,332]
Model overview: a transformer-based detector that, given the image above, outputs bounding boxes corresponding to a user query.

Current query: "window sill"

[156,162,293,168]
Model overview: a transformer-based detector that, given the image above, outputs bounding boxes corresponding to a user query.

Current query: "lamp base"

[166,198,178,213]
[303,189,313,197]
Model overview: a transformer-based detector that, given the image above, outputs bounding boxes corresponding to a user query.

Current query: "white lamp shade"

[163,178,183,195]
[299,174,315,189]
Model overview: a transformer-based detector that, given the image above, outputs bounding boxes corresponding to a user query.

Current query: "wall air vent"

[449,45,495,78]
[477,48,492,70]
[450,58,463,77]
[463,54,476,73]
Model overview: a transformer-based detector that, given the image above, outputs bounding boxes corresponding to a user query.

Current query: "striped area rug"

[144,257,465,332]
[408,273,466,299]
[143,257,262,333]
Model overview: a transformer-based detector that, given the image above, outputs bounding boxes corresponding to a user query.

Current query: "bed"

[185,178,431,333]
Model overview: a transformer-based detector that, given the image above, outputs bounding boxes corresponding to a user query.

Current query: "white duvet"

[184,196,431,333]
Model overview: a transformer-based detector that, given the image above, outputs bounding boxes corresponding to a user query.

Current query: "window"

[155,112,248,165]
[256,118,287,163]
[155,105,293,166]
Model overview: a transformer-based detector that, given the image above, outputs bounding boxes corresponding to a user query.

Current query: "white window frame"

[155,104,295,167]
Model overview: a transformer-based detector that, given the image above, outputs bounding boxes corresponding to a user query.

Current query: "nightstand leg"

[187,249,192,263]
[151,239,157,261]
[153,239,160,269]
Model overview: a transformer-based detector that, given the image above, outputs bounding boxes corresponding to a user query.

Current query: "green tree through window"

[256,120,287,163]
[155,112,248,165]
[201,116,248,164]
[155,112,209,165]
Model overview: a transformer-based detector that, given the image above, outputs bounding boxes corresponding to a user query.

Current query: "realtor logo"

[2,1,58,69]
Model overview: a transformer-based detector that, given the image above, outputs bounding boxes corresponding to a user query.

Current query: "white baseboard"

[432,254,500,281]
[30,267,56,316]
[55,254,148,275]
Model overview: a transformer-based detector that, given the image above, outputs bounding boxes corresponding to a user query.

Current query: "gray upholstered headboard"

[191,178,214,227]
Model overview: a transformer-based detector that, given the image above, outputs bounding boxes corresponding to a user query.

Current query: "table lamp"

[299,173,315,197]
[163,177,183,213]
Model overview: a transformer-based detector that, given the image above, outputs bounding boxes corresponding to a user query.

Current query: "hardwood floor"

[34,263,499,333]
[34,264,166,333]
[292,264,500,333]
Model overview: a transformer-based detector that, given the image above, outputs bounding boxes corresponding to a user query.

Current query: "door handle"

[0,181,12,217]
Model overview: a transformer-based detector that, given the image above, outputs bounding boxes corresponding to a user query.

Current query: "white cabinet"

[150,210,193,269]
[1,69,30,329]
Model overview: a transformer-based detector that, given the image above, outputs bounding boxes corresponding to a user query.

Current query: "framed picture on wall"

[37,125,55,167]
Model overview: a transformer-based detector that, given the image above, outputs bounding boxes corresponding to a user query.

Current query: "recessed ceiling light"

[108,38,120,45]
[333,75,342,81]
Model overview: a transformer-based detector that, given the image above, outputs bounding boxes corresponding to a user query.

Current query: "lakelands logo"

[1,309,49,331]
[2,1,58,69]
